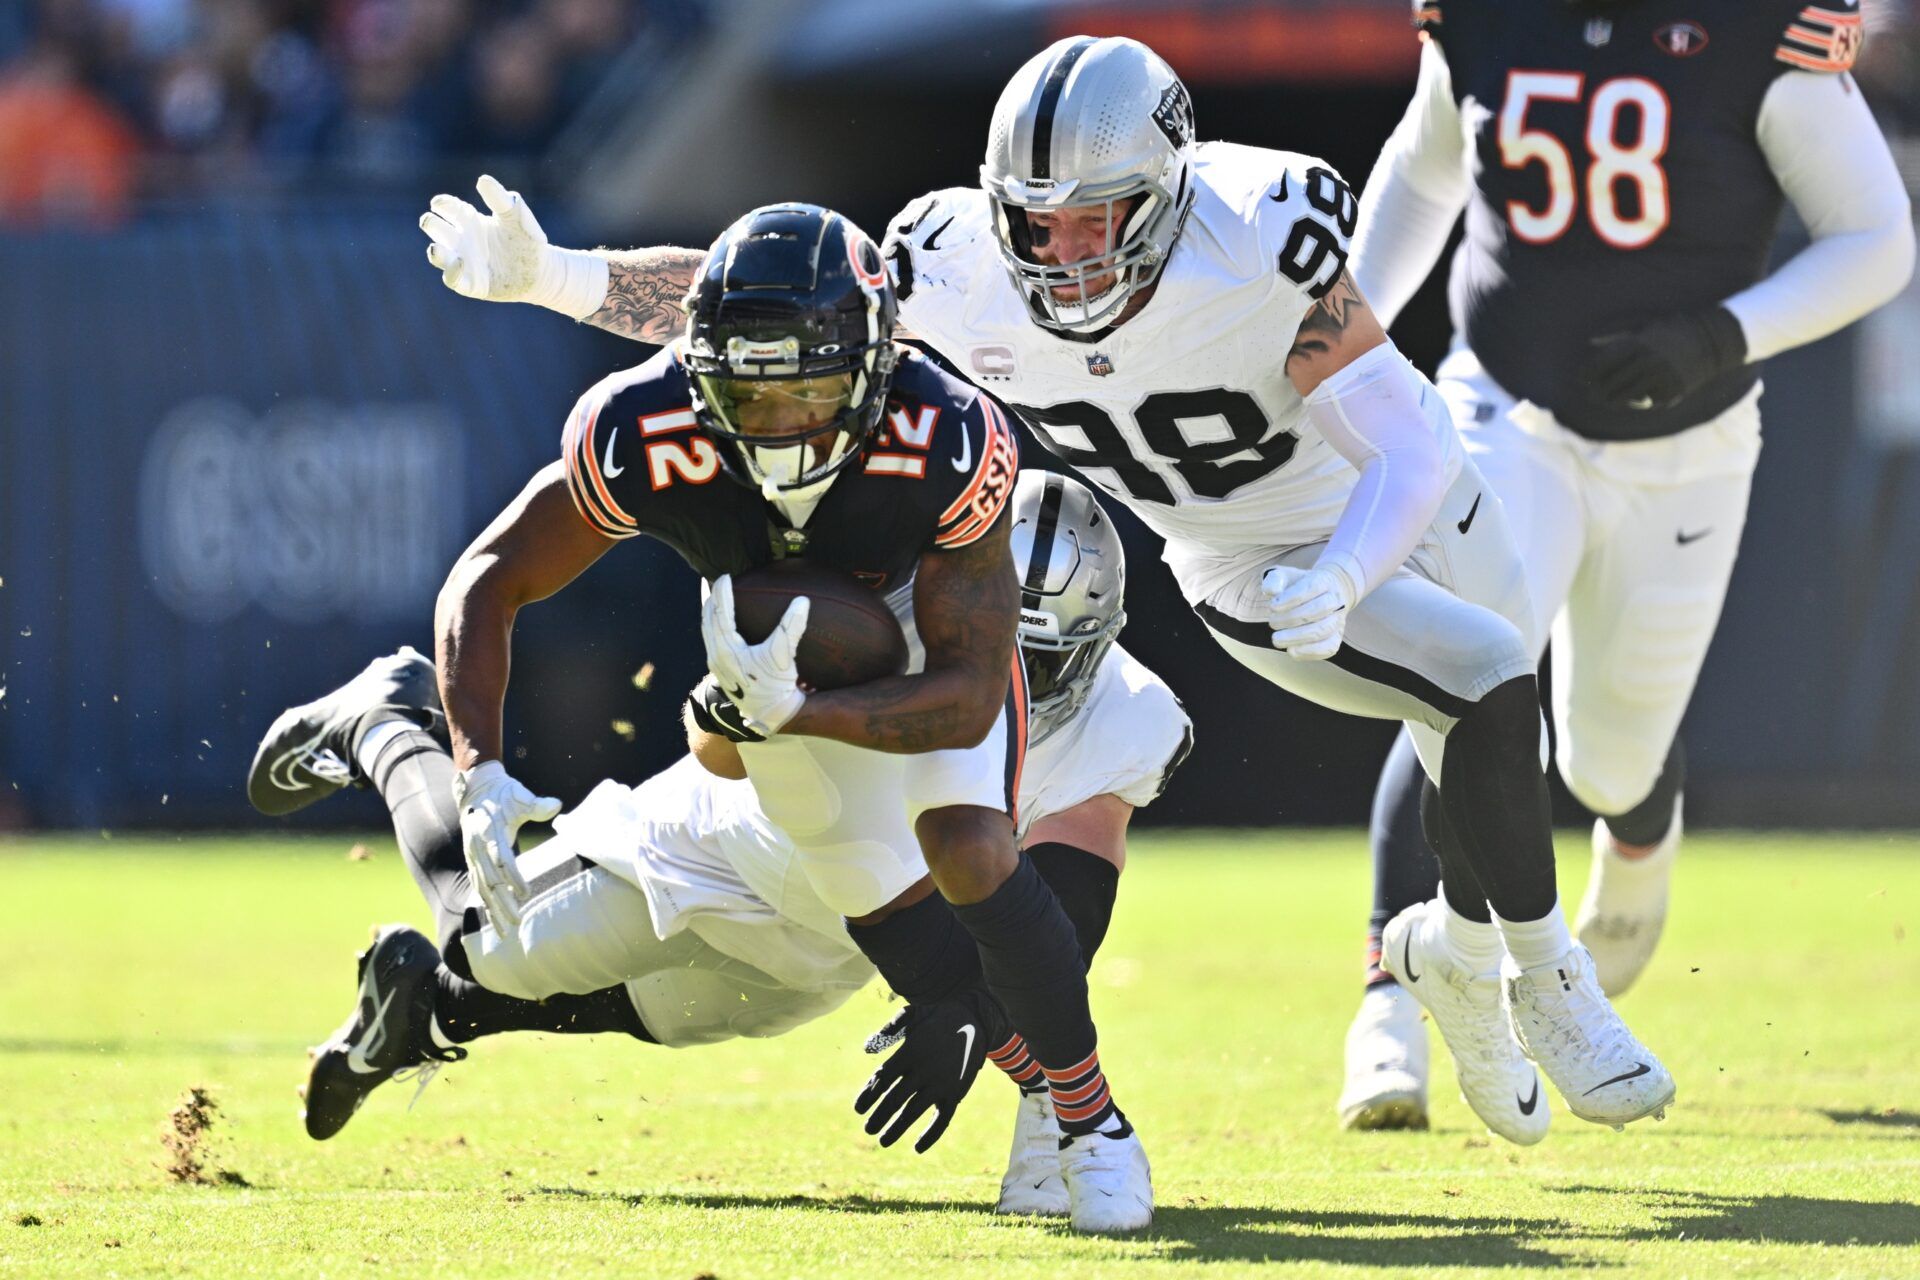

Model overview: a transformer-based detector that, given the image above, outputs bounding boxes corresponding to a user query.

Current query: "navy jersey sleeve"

[561,361,714,539]
[1774,1,1864,74]
[929,389,1020,550]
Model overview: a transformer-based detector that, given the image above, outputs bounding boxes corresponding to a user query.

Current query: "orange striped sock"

[1043,1049,1117,1136]
[987,1034,1047,1095]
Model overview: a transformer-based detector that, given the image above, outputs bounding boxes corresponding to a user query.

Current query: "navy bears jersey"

[1423,0,1864,440]
[561,346,1020,589]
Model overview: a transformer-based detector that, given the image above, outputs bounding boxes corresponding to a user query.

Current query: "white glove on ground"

[701,575,809,736]
[1264,564,1358,661]
[452,760,562,929]
[418,175,609,319]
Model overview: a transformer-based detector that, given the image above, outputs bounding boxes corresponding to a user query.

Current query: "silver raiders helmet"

[1009,469,1127,745]
[981,35,1197,333]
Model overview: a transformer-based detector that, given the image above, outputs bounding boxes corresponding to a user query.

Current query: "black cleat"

[301,924,464,1141]
[246,647,442,816]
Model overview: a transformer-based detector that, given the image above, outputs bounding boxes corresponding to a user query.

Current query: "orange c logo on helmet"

[846,227,888,289]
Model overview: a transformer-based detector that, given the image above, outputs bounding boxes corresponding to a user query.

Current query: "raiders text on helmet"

[1009,470,1127,744]
[682,204,898,515]
[981,36,1197,333]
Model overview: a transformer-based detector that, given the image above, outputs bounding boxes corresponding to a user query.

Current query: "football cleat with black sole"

[247,646,443,816]
[301,924,464,1141]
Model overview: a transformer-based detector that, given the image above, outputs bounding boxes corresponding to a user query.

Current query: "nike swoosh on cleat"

[1582,1061,1652,1095]
[1402,931,1421,983]
[956,1023,976,1077]
[1517,1077,1540,1115]
[1457,492,1482,535]
[268,726,331,792]
[346,989,397,1074]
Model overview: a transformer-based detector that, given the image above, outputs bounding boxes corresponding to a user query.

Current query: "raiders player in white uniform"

[410,38,1675,1144]
[250,470,1190,1220]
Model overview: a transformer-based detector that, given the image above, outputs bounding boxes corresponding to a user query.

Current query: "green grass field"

[2,830,1917,1279]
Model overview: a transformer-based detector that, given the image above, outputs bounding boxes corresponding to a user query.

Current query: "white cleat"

[1504,943,1676,1129]
[1337,983,1430,1131]
[1575,811,1682,997]
[1059,1115,1153,1234]
[1380,901,1550,1146]
[996,1091,1070,1217]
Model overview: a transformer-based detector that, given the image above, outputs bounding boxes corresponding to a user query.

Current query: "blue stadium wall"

[1,208,1917,831]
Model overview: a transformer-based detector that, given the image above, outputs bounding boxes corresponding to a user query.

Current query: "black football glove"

[685,674,767,744]
[854,985,1006,1153]
[1581,306,1747,411]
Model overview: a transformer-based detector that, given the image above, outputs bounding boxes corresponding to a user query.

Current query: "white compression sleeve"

[1351,39,1472,329]
[1724,70,1915,362]
[1304,342,1450,603]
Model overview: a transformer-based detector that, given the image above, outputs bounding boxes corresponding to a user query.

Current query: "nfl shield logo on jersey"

[1655,21,1709,56]
[1086,352,1115,377]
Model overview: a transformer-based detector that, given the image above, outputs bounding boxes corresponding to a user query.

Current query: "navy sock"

[845,889,984,1006]
[1366,732,1443,983]
[1027,842,1120,969]
[432,969,656,1044]
[951,854,1116,1134]
[1602,736,1687,846]
[1440,677,1557,923]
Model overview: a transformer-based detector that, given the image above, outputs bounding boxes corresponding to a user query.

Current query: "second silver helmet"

[981,35,1197,333]
[1009,469,1127,744]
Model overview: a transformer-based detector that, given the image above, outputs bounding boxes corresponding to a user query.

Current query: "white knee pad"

[463,867,683,1001]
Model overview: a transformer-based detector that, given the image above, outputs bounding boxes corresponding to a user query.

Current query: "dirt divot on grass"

[161,1085,248,1186]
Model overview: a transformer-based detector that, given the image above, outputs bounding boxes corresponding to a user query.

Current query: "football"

[730,558,909,691]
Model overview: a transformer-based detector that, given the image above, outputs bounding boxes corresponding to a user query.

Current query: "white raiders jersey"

[886,141,1464,571]
[564,643,1192,981]
[1016,642,1190,842]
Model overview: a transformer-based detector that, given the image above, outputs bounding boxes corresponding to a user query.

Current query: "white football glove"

[700,575,809,737]
[452,760,562,930]
[1263,564,1357,661]
[418,175,608,319]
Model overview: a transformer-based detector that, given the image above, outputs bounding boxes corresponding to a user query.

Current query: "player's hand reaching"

[453,760,562,930]
[1264,564,1355,661]
[701,575,809,737]
[418,175,608,319]
[855,987,1000,1153]
[1581,306,1748,411]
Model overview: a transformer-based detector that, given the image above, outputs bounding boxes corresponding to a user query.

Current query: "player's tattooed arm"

[1283,270,1391,397]
[582,247,704,344]
[783,516,1019,753]
[436,462,616,769]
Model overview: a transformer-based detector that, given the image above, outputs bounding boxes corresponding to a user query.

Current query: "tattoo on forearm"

[842,522,1018,752]
[1285,269,1362,373]
[586,248,703,344]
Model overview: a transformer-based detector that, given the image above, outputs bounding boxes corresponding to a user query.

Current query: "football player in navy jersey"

[1342,0,1913,1126]
[400,201,1150,1231]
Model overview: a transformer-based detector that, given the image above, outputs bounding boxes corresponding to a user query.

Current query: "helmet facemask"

[1021,607,1125,745]
[687,333,894,507]
[990,180,1180,333]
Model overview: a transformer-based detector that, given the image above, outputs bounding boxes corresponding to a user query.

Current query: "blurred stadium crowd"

[0,0,703,224]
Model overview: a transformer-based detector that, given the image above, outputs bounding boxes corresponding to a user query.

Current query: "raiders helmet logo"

[1151,81,1194,150]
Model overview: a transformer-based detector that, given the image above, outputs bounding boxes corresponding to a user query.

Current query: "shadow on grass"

[540,1182,1920,1264]
[1818,1107,1920,1130]
[1552,1186,1920,1248]
[533,1186,1582,1268]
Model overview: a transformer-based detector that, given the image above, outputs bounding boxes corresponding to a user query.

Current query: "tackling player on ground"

[1341,0,1913,1126]
[248,472,1190,1220]
[415,36,1677,1147]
